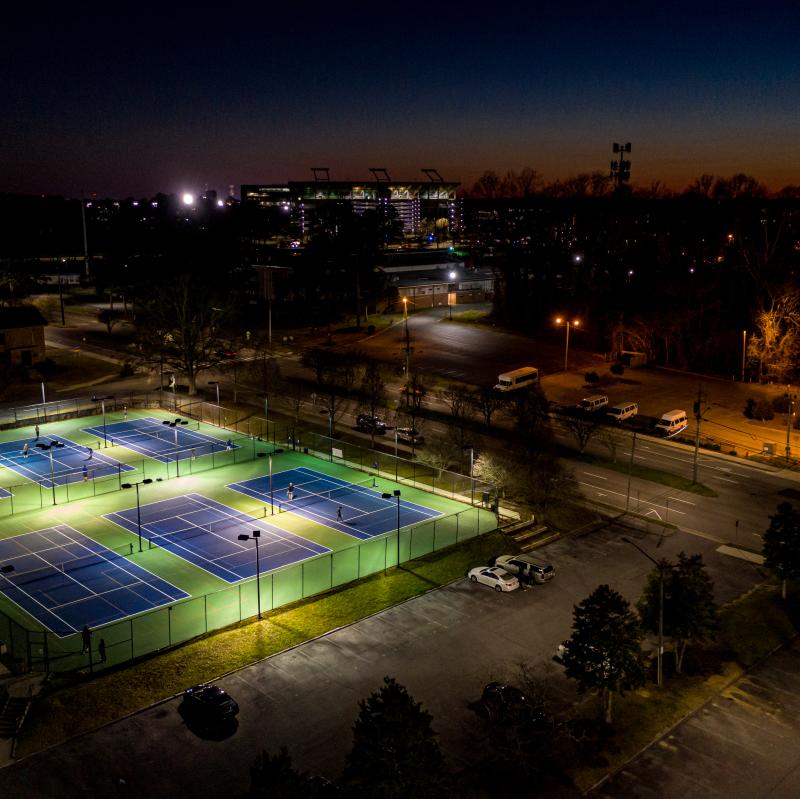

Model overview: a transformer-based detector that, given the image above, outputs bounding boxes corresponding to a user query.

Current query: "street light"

[621,536,668,688]
[237,530,262,619]
[447,270,457,320]
[121,478,154,552]
[555,317,580,372]
[382,490,402,567]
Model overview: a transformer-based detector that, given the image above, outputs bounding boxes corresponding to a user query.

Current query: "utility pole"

[610,142,632,193]
[786,390,796,463]
[692,385,705,484]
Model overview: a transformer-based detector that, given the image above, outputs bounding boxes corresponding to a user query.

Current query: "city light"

[182,192,195,206]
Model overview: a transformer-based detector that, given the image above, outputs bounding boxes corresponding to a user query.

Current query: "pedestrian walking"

[98,638,107,663]
[22,442,29,458]
[81,625,92,654]
[34,424,40,439]
[82,465,88,481]
[336,505,343,522]
[287,482,294,502]
[123,405,128,420]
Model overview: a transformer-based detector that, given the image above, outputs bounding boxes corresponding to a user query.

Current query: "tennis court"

[0,526,189,636]
[104,493,330,582]
[228,466,442,540]
[0,437,134,488]
[81,416,237,462]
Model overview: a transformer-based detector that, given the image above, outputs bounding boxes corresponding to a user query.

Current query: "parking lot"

[0,521,767,797]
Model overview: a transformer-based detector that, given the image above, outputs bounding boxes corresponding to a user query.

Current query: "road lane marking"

[666,496,695,505]
[582,472,608,479]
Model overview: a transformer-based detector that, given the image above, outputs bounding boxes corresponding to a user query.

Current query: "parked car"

[606,402,638,422]
[578,394,609,412]
[356,414,386,434]
[466,565,520,592]
[180,684,239,726]
[479,682,529,720]
[654,409,688,438]
[492,553,556,585]
[395,427,424,445]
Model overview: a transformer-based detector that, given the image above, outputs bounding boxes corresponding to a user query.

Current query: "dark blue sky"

[3,1,799,197]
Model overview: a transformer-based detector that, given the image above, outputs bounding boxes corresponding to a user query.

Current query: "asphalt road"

[0,523,766,798]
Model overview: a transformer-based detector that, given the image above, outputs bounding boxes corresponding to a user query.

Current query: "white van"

[578,394,609,412]
[654,409,688,438]
[494,366,539,392]
[607,402,638,422]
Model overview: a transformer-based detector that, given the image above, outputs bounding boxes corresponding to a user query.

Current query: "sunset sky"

[3,1,799,197]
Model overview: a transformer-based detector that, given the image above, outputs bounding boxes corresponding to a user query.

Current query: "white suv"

[493,554,556,585]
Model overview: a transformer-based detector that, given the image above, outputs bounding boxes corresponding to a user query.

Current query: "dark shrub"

[584,371,600,385]
[609,363,625,376]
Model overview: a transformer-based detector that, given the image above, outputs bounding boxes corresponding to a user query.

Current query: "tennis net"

[279,476,378,512]
[3,543,134,588]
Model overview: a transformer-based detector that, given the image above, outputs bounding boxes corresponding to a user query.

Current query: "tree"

[136,273,235,395]
[562,415,602,453]
[247,746,325,798]
[637,552,718,674]
[747,287,800,382]
[97,308,128,334]
[561,585,644,724]
[341,676,449,799]
[763,502,800,600]
[472,386,507,430]
[359,360,386,446]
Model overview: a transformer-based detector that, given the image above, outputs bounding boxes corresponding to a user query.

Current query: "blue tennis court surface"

[104,494,329,582]
[0,437,134,488]
[228,466,442,540]
[0,526,188,636]
[81,416,236,462]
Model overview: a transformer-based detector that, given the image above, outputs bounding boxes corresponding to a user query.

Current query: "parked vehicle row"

[355,414,424,444]
[467,553,557,593]
[574,394,688,438]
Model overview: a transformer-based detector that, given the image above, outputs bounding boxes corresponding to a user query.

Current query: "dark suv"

[356,414,386,434]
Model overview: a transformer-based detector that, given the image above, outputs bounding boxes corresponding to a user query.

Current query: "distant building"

[241,177,460,242]
[0,306,48,367]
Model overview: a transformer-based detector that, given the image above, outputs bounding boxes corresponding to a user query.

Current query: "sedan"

[180,684,239,727]
[466,566,520,592]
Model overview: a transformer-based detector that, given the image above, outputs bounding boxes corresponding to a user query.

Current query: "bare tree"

[472,386,507,430]
[562,415,602,453]
[748,287,800,381]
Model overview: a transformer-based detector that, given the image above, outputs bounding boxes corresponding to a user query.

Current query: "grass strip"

[16,530,506,758]
[571,450,718,497]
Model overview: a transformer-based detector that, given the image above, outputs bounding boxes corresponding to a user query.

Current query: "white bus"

[494,366,539,392]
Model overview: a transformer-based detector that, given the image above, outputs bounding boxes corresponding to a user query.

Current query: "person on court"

[336,505,343,522]
[22,442,29,457]
[86,446,93,460]
[287,483,294,502]
[82,464,89,481]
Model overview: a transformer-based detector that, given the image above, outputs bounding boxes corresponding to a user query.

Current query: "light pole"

[208,381,221,427]
[402,297,411,407]
[382,490,402,567]
[99,395,114,447]
[462,445,474,504]
[40,440,65,505]
[447,270,457,320]
[621,536,666,688]
[121,478,154,551]
[741,330,747,382]
[786,391,796,463]
[555,317,580,372]
[237,530,262,619]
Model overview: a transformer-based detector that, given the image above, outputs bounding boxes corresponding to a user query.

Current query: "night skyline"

[4,1,800,198]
